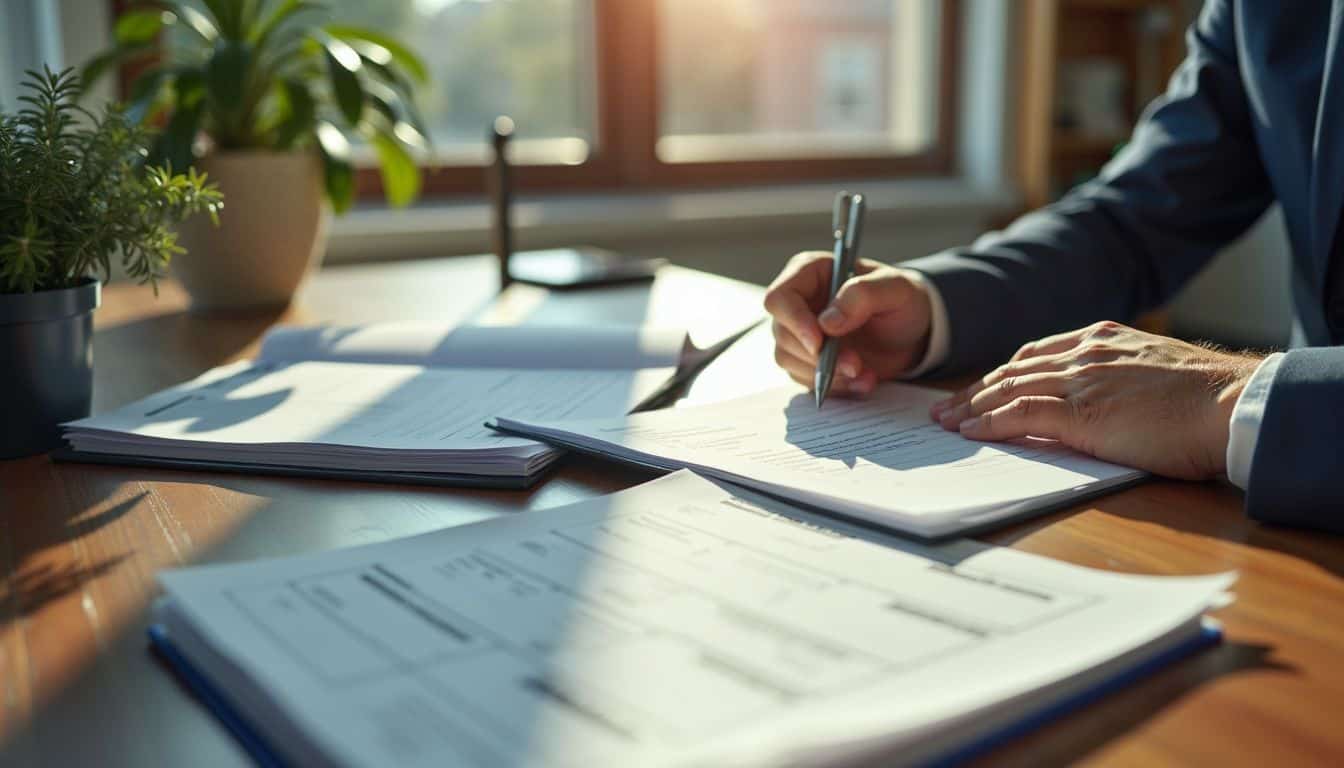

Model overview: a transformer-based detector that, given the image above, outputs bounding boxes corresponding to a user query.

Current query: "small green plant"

[0,67,222,295]
[85,0,431,213]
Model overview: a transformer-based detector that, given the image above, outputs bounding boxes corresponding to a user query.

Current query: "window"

[330,0,597,167]
[2,0,65,109]
[657,0,943,164]
[115,0,959,198]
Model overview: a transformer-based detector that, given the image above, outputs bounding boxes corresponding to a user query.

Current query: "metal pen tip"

[813,378,828,409]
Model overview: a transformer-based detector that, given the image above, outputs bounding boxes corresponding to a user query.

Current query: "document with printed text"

[60,318,695,485]
[494,383,1146,537]
[152,471,1231,768]
[64,360,671,481]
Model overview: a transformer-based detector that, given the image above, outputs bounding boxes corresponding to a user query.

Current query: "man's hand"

[763,252,934,396]
[930,321,1262,480]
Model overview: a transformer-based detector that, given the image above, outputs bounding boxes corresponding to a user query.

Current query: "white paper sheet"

[65,361,673,473]
[259,323,691,371]
[494,383,1145,536]
[156,471,1231,768]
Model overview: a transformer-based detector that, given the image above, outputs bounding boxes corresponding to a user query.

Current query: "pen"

[814,192,865,408]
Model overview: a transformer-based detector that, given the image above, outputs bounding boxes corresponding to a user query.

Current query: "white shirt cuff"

[1226,352,1284,490]
[898,270,951,379]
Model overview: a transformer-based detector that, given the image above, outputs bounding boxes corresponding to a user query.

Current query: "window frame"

[109,0,961,199]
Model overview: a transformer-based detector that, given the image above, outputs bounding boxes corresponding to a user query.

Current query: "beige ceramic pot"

[175,150,330,309]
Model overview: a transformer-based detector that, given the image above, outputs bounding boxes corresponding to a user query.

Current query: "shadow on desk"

[0,555,130,629]
[968,640,1291,768]
[0,488,144,631]
[93,306,288,410]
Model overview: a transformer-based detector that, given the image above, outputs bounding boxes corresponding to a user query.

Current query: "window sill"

[326,178,1018,266]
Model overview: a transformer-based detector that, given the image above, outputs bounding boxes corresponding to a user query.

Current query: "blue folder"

[148,621,1221,768]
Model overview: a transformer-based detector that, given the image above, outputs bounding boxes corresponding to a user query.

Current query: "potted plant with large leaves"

[0,68,221,458]
[86,0,430,309]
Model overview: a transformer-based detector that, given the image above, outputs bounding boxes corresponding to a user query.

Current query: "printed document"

[66,361,671,475]
[494,384,1145,536]
[154,471,1230,768]
[60,318,699,483]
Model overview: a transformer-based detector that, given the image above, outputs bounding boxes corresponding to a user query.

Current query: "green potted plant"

[0,67,222,458]
[86,0,430,309]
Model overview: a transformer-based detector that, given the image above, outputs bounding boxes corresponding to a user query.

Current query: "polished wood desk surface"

[2,256,1342,767]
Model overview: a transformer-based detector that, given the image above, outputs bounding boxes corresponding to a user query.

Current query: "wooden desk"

[2,257,1342,767]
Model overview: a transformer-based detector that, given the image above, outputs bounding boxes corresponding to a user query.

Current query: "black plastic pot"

[1,279,101,458]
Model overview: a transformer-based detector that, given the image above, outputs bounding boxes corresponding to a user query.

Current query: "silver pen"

[814,192,865,408]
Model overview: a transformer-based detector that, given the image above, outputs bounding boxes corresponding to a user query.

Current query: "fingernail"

[959,416,981,433]
[931,400,949,416]
[818,307,845,330]
[840,361,859,378]
[803,332,821,356]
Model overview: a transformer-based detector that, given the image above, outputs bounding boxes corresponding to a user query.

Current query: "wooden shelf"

[1014,0,1188,210]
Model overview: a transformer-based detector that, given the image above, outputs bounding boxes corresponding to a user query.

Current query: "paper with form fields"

[153,471,1231,768]
[494,383,1145,537]
[64,361,671,477]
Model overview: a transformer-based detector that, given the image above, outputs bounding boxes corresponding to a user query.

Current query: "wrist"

[1205,355,1262,473]
[896,269,941,376]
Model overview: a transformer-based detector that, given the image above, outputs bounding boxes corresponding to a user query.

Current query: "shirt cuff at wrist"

[898,270,951,379]
[1226,352,1284,490]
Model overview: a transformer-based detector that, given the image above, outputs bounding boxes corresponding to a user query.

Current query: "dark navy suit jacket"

[903,0,1344,533]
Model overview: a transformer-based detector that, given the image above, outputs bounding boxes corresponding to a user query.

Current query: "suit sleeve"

[1244,348,1344,533]
[901,0,1275,374]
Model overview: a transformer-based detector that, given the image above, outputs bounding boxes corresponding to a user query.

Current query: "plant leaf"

[115,10,166,45]
[239,0,263,30]
[149,89,204,172]
[318,35,365,126]
[324,24,428,83]
[160,2,219,42]
[315,121,354,213]
[251,0,322,49]
[371,131,420,207]
[145,70,205,170]
[361,79,401,126]
[273,79,315,149]
[205,39,251,112]
[362,80,429,151]
[200,0,241,39]
[359,59,430,144]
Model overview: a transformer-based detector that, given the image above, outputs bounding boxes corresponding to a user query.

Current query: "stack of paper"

[150,471,1233,768]
[493,383,1147,536]
[65,361,671,478]
[61,323,684,486]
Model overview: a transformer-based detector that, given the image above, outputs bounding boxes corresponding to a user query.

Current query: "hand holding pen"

[762,193,937,403]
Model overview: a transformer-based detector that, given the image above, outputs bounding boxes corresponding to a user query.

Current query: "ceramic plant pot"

[0,278,100,458]
[174,150,330,309]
